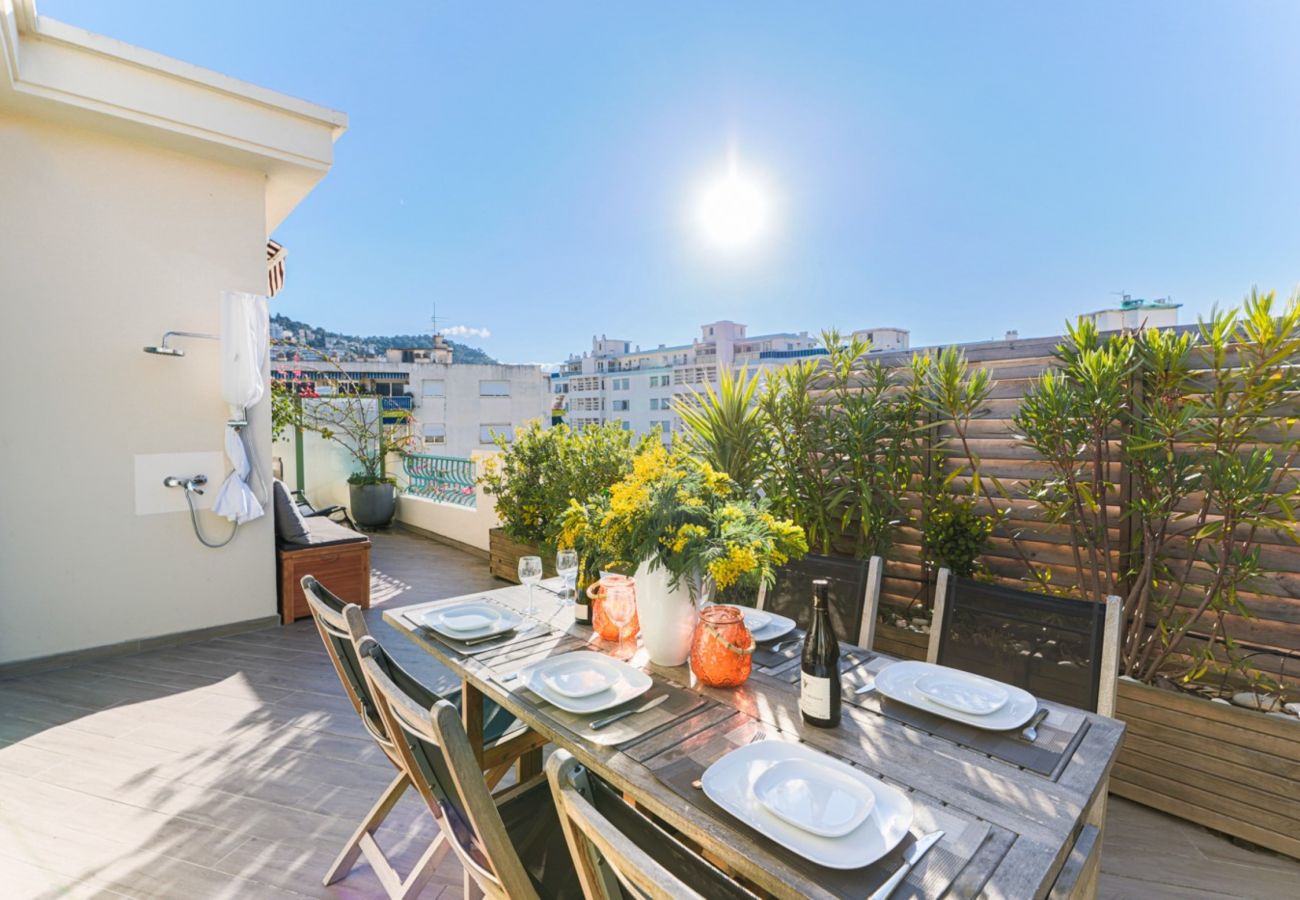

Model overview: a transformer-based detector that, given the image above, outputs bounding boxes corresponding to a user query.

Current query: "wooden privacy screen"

[820,332,1299,691]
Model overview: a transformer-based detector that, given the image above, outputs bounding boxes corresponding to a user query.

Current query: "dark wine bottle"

[800,578,841,728]
[574,581,592,626]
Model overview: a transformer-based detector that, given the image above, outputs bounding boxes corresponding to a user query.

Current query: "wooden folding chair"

[301,576,542,897]
[756,553,883,649]
[546,750,758,900]
[357,636,582,900]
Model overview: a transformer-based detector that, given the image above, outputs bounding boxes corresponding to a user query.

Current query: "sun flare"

[696,159,769,250]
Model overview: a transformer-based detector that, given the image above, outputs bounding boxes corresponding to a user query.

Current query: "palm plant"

[676,366,770,494]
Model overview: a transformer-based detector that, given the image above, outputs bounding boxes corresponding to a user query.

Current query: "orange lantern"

[586,574,640,641]
[690,605,754,688]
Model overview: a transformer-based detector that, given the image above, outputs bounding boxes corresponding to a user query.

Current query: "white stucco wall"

[0,111,275,664]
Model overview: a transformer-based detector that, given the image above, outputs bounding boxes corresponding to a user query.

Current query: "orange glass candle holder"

[690,605,754,688]
[587,574,640,641]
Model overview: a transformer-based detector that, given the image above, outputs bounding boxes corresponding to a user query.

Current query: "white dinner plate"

[747,610,797,643]
[419,602,520,641]
[874,661,1037,731]
[540,658,616,698]
[915,671,1009,716]
[753,758,876,837]
[701,739,913,869]
[517,651,652,714]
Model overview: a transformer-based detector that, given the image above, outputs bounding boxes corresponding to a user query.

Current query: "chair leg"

[323,769,411,886]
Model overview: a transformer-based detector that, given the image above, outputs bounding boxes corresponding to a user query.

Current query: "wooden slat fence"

[812,332,1300,690]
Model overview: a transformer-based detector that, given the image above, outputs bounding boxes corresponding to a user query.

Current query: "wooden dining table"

[384,579,1125,899]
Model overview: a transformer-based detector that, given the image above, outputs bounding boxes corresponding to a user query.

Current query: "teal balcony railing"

[402,453,477,508]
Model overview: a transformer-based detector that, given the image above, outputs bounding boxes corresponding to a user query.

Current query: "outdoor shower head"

[143,331,218,357]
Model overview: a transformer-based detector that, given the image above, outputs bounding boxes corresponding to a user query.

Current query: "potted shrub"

[477,422,654,581]
[276,357,414,529]
[1007,292,1300,856]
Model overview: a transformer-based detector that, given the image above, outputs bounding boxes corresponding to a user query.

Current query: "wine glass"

[556,549,579,606]
[518,556,543,615]
[602,581,637,660]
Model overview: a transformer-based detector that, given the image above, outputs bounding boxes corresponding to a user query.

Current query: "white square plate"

[915,671,1009,716]
[753,758,876,837]
[747,610,797,643]
[701,739,913,869]
[874,661,1037,731]
[419,602,520,641]
[517,651,652,714]
[541,658,616,698]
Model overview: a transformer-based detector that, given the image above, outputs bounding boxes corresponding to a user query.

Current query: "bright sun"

[697,160,769,250]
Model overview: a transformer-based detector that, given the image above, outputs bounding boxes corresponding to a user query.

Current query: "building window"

[612,399,629,411]
[649,398,658,411]
[480,424,513,443]
[422,380,446,398]
[480,380,511,396]
[423,423,447,444]
[621,421,631,431]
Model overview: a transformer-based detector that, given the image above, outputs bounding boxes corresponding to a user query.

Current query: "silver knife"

[590,694,669,730]
[868,830,944,900]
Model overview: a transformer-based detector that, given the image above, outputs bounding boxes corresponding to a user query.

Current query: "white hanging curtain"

[213,290,269,524]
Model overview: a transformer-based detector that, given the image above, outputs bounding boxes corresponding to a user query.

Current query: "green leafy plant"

[676,366,770,493]
[923,495,993,578]
[1014,290,1300,688]
[478,422,654,552]
[758,331,925,558]
[272,346,414,486]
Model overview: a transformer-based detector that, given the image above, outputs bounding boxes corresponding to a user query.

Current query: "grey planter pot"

[349,482,397,529]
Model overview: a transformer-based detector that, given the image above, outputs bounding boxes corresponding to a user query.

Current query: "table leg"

[461,678,485,768]
[516,746,543,782]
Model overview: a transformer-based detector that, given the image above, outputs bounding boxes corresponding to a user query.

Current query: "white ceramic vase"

[633,559,699,666]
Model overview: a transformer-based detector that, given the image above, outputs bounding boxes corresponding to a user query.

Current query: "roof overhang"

[0,0,347,231]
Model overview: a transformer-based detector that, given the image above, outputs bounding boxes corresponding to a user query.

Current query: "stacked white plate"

[742,608,797,643]
[701,739,913,869]
[873,660,1037,730]
[516,651,651,714]
[419,601,521,642]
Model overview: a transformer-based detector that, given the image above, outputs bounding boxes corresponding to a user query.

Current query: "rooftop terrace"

[1,530,1295,899]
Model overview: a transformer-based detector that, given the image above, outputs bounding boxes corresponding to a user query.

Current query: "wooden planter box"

[1111,678,1300,860]
[488,527,555,583]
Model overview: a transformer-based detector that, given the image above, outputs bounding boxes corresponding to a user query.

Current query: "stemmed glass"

[556,549,579,606]
[518,556,543,615]
[602,581,637,660]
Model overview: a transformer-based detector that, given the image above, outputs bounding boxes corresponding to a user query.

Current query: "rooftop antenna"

[430,303,442,338]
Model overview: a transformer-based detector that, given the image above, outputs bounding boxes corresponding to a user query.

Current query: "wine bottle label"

[575,602,589,620]
[800,672,833,719]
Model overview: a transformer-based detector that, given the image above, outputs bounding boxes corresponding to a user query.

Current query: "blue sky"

[47,1,1300,364]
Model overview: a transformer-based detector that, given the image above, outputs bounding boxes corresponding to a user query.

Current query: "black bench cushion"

[280,515,369,550]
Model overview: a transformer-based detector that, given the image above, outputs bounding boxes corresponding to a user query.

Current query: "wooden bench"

[277,517,371,625]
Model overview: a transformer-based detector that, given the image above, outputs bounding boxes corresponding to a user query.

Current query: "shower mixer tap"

[163,474,208,495]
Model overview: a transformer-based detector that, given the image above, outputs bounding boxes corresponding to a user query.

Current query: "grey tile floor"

[0,528,1294,898]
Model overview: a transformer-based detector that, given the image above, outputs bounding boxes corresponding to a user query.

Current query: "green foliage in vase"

[560,444,808,594]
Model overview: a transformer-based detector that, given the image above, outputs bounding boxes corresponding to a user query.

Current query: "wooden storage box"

[277,519,371,625]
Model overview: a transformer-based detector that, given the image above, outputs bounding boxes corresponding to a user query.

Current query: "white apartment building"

[1081,295,1181,332]
[274,336,550,458]
[551,320,911,440]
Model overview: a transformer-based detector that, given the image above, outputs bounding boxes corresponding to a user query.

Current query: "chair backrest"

[926,572,1123,716]
[302,575,391,752]
[546,750,756,900]
[756,554,882,649]
[357,636,539,900]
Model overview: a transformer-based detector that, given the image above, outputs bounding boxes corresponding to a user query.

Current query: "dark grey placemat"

[751,629,805,668]
[654,755,971,899]
[848,687,1087,777]
[505,675,710,747]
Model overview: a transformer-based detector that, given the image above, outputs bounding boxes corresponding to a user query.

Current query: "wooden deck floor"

[0,529,1295,899]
